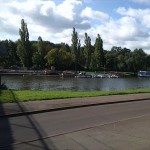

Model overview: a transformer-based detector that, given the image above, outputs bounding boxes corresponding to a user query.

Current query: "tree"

[5,40,19,67]
[117,48,131,71]
[61,43,71,53]
[105,50,117,71]
[71,27,78,71]
[17,19,32,69]
[45,47,73,70]
[90,34,105,70]
[84,33,92,70]
[95,34,104,68]
[105,46,122,71]
[0,41,7,68]
[125,52,135,72]
[145,55,150,70]
[132,48,147,72]
[90,53,97,70]
[32,36,45,69]
[45,48,59,68]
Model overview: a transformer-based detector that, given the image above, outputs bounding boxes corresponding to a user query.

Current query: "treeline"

[0,19,150,72]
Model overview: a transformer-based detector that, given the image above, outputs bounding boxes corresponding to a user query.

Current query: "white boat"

[75,73,92,78]
[94,74,119,78]
[138,71,150,77]
[110,74,119,78]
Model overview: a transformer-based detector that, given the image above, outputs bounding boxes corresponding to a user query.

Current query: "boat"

[138,71,150,77]
[61,71,76,77]
[75,72,92,78]
[93,73,119,78]
[110,74,119,78]
[94,74,110,78]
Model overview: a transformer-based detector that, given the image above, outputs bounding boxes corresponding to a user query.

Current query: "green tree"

[59,43,73,69]
[132,48,147,72]
[45,47,72,70]
[61,43,71,53]
[45,48,59,68]
[90,53,97,70]
[105,46,121,71]
[90,34,105,70]
[38,36,44,68]
[105,50,117,71]
[145,55,150,70]
[71,27,78,71]
[6,40,19,67]
[125,52,135,72]
[84,33,92,70]
[118,48,131,71]
[17,19,32,69]
[32,36,45,69]
[95,34,104,68]
[0,41,7,68]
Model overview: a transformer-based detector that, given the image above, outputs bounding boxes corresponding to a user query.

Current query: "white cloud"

[40,1,56,16]
[0,0,90,39]
[81,7,109,22]
[81,8,150,52]
[0,0,150,53]
[117,7,150,28]
[56,0,82,21]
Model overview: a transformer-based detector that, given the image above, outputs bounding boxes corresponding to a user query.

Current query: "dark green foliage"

[5,40,19,67]
[90,34,105,70]
[32,36,46,69]
[105,47,149,72]
[0,24,150,72]
[0,42,7,55]
[71,27,79,71]
[0,40,19,68]
[45,45,73,70]
[84,33,92,70]
[131,48,147,72]
[17,19,32,69]
[0,42,7,68]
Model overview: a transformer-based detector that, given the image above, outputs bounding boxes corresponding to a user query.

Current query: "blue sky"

[84,0,150,19]
[0,0,150,53]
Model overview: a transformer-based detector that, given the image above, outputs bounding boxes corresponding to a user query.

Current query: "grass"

[0,89,150,103]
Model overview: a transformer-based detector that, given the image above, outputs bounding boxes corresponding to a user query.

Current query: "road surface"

[1,99,150,149]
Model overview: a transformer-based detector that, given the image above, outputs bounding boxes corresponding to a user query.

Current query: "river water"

[1,75,150,91]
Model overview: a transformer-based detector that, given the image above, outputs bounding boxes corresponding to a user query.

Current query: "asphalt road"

[1,99,150,149]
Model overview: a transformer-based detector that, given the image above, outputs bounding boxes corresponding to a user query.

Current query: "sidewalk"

[0,93,150,117]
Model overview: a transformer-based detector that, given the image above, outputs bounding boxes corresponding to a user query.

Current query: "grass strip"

[0,89,150,103]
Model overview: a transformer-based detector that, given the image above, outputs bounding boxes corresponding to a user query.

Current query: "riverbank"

[0,69,136,77]
[0,89,150,103]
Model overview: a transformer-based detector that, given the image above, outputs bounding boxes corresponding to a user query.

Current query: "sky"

[0,0,150,53]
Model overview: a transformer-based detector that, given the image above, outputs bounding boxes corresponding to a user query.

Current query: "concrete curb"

[1,97,150,118]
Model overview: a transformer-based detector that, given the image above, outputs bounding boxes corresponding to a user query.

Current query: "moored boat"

[138,71,150,77]
[75,72,92,78]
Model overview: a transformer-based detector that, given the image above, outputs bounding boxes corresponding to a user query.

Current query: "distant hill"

[0,42,7,55]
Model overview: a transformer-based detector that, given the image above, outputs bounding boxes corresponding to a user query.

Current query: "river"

[1,75,150,91]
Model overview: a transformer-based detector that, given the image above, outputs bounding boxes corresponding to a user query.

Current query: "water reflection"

[2,75,150,91]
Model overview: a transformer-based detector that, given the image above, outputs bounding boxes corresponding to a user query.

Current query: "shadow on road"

[0,90,14,150]
[0,90,57,150]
